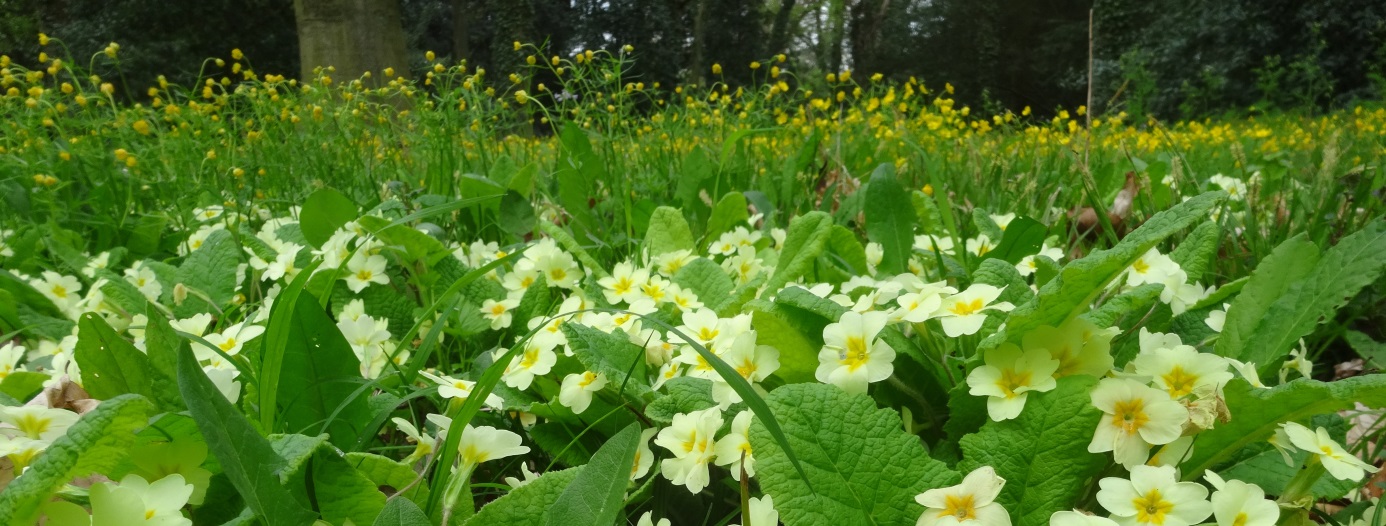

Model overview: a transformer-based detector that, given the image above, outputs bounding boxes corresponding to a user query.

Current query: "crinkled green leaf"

[1217,414,1357,499]
[646,377,717,425]
[750,383,959,526]
[1240,219,1386,372]
[749,306,820,384]
[0,394,152,524]
[179,343,317,526]
[347,452,430,504]
[864,164,917,276]
[1167,221,1220,283]
[673,258,735,313]
[971,259,1035,311]
[1215,234,1320,359]
[1081,283,1164,329]
[819,224,870,285]
[958,376,1107,526]
[74,313,171,408]
[706,192,750,245]
[299,187,358,248]
[358,215,448,263]
[1179,376,1386,479]
[971,209,1005,243]
[561,322,651,400]
[465,467,582,525]
[767,211,834,292]
[176,228,241,316]
[645,206,697,256]
[373,497,432,526]
[269,433,329,484]
[313,447,388,526]
[981,217,1046,266]
[988,191,1224,350]
[544,423,641,526]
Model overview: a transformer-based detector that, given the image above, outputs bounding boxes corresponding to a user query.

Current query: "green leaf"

[465,468,582,526]
[958,376,1107,526]
[1214,234,1320,360]
[673,258,735,313]
[258,259,323,435]
[1344,330,1386,369]
[1167,221,1220,283]
[749,307,820,384]
[1179,376,1386,479]
[645,206,696,256]
[357,215,448,263]
[987,191,1225,350]
[555,122,604,239]
[313,447,387,526]
[971,209,1005,243]
[544,423,642,526]
[139,304,185,410]
[1080,283,1164,329]
[647,377,718,425]
[1217,415,1357,499]
[863,164,916,276]
[706,191,750,244]
[300,187,359,248]
[0,370,47,401]
[821,225,870,282]
[766,211,834,292]
[750,383,959,526]
[374,497,432,526]
[980,217,1047,266]
[971,259,1035,310]
[176,229,241,316]
[499,190,537,237]
[561,322,651,400]
[538,220,609,280]
[0,394,152,524]
[178,343,317,525]
[73,313,170,407]
[1239,219,1386,371]
[275,289,373,447]
[347,452,430,504]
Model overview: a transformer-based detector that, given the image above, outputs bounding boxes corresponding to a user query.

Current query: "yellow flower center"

[1112,398,1150,435]
[146,509,157,520]
[356,269,373,281]
[1232,513,1248,526]
[997,368,1032,398]
[490,303,507,316]
[578,371,599,387]
[940,494,977,521]
[51,285,67,298]
[219,337,237,352]
[735,358,757,379]
[1161,366,1198,398]
[14,413,50,439]
[1133,258,1150,274]
[520,275,535,288]
[613,277,634,295]
[950,298,985,316]
[841,336,870,370]
[697,327,719,342]
[1132,489,1174,525]
[681,430,709,454]
[520,348,540,368]
[549,268,567,281]
[976,243,992,256]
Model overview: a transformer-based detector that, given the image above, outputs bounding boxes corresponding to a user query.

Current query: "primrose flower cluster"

[1,184,1381,526]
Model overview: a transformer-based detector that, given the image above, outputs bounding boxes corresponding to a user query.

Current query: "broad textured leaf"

[0,395,151,524]
[499,190,537,237]
[749,306,820,384]
[347,452,430,504]
[276,291,373,447]
[300,187,358,248]
[767,212,834,292]
[1217,415,1357,499]
[971,259,1035,309]
[958,376,1106,526]
[864,164,917,275]
[1081,283,1164,329]
[176,229,241,316]
[1179,376,1386,478]
[988,191,1224,350]
[1214,234,1320,359]
[178,344,316,525]
[645,206,696,256]
[1239,219,1386,370]
[313,448,387,526]
[646,377,717,425]
[980,217,1047,266]
[357,215,448,262]
[750,384,959,526]
[465,468,582,525]
[1167,221,1220,283]
[705,191,750,244]
[0,371,47,401]
[544,423,642,526]
[673,258,735,312]
[374,497,432,526]
[73,313,162,404]
[561,323,651,399]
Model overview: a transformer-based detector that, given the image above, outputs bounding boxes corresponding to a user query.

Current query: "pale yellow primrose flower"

[1203,471,1279,526]
[966,342,1060,421]
[915,466,1011,526]
[1087,378,1189,468]
[655,407,723,494]
[1096,465,1211,526]
[816,310,896,395]
[1281,421,1380,481]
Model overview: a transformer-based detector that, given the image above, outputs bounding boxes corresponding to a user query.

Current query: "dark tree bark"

[293,0,410,84]
[768,0,798,56]
[452,0,474,61]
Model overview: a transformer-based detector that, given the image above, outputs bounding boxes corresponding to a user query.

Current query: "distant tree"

[294,0,411,83]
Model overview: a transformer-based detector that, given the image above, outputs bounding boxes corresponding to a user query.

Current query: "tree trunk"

[452,0,473,61]
[293,0,410,85]
[768,0,798,56]
[690,0,708,84]
[848,0,888,74]
[827,0,847,73]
